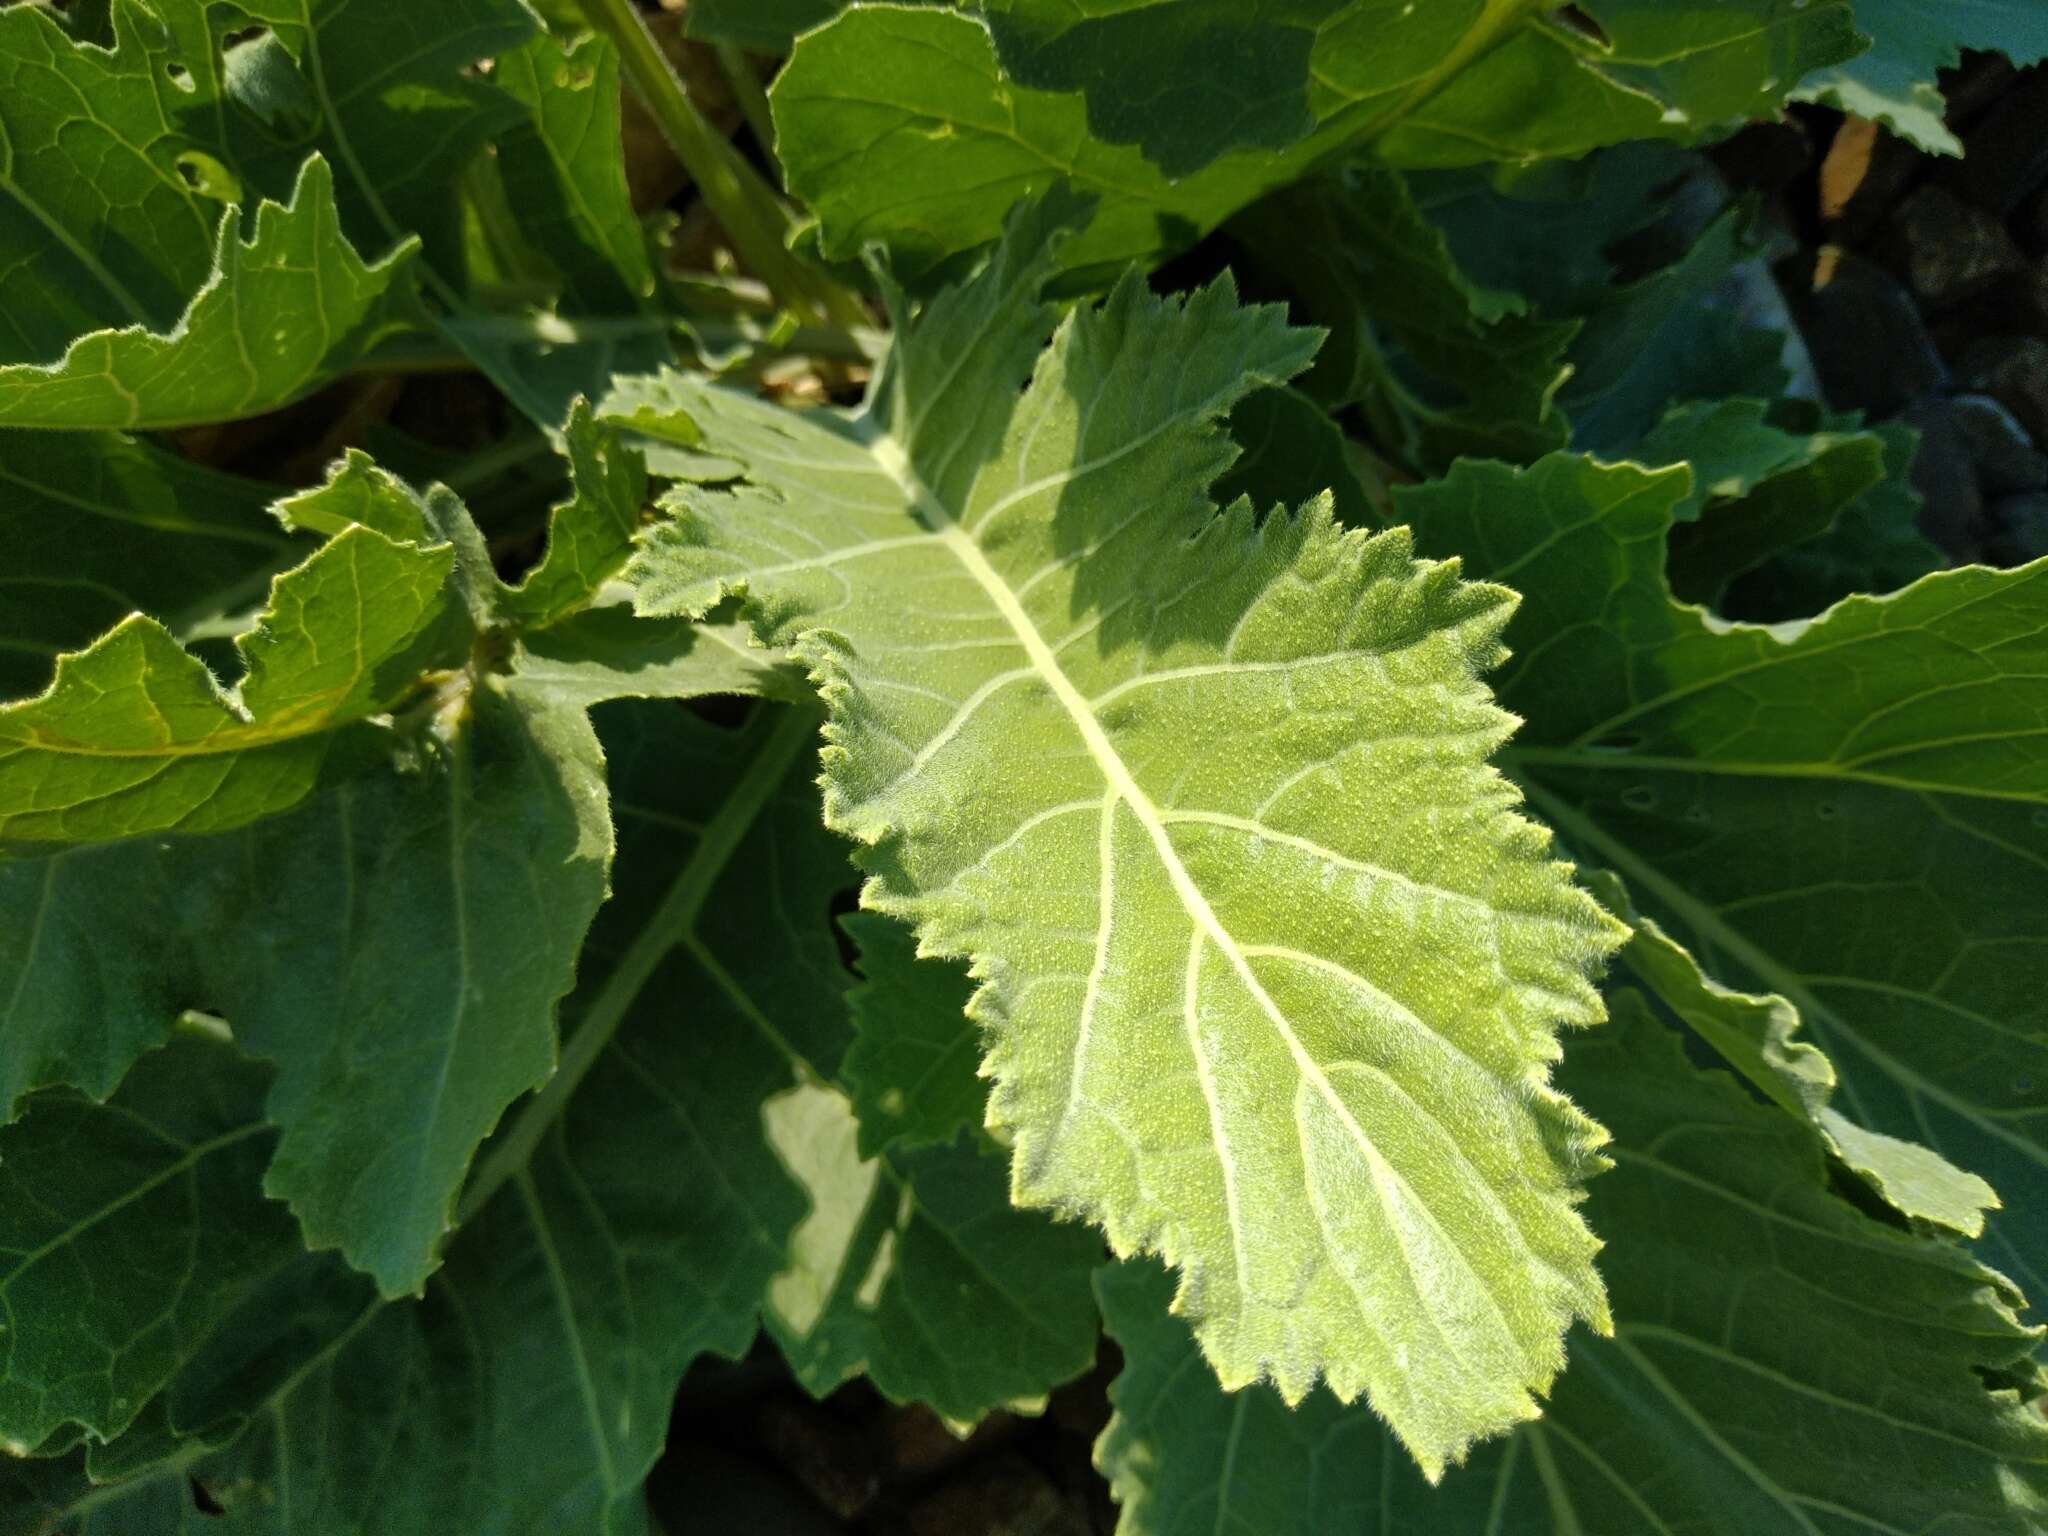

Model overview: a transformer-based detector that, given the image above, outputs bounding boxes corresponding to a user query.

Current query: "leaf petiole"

[569,0,868,329]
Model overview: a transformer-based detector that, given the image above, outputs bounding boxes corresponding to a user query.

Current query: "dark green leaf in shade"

[1231,167,1575,472]
[1619,915,2000,1236]
[1635,398,1890,605]
[0,0,243,365]
[0,432,296,701]
[201,0,538,282]
[1721,420,1945,622]
[510,609,810,709]
[764,1098,1104,1424]
[488,31,657,315]
[1410,141,1691,316]
[1400,450,2048,1313]
[1213,386,1383,529]
[682,0,844,52]
[0,158,421,432]
[6,702,832,1535]
[501,402,648,627]
[0,1032,297,1458]
[1555,207,1792,455]
[842,912,984,1157]
[0,683,610,1295]
[1097,1003,2048,1535]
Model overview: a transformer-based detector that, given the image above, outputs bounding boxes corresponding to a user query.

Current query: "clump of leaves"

[1,1,2043,1532]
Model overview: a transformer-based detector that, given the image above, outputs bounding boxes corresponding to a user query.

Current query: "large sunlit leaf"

[1098,1002,2048,1534]
[620,197,1623,1474]
[1402,451,2048,1310]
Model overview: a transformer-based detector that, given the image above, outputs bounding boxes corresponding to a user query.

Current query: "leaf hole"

[1551,4,1611,48]
[165,61,195,92]
[1815,802,1838,821]
[1588,731,1643,753]
[1620,785,1656,811]
[190,1478,226,1516]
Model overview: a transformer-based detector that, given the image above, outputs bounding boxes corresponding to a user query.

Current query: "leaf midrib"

[860,427,1531,1339]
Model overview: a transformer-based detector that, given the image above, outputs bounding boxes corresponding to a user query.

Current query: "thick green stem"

[572,0,866,328]
[713,42,778,164]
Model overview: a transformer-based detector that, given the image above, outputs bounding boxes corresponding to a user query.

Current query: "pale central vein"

[862,430,1430,1283]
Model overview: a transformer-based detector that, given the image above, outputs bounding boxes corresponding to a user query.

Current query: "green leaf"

[1400,451,2048,1313]
[842,912,984,1156]
[0,430,295,701]
[1214,386,1382,531]
[772,1,1856,281]
[1556,207,1792,455]
[1721,420,1946,622]
[0,0,240,364]
[0,522,455,849]
[0,682,610,1294]
[764,1095,1103,1423]
[1231,166,1576,472]
[1620,915,2000,1236]
[1638,398,1880,526]
[509,608,810,708]
[1635,398,1890,604]
[2,701,819,1534]
[1795,0,2048,156]
[0,1032,297,1458]
[489,30,656,315]
[621,197,1625,1475]
[1099,1002,2048,1534]
[501,401,648,627]
[208,0,538,279]
[0,157,420,431]
[682,0,843,52]
[1096,1257,1513,1535]
[1412,141,1692,315]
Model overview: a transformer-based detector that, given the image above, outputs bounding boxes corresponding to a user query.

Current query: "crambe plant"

[0,0,2042,1531]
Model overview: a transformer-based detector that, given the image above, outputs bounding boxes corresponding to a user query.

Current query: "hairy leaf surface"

[1098,1003,2048,1534]
[1403,452,2048,1310]
[621,200,1623,1473]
